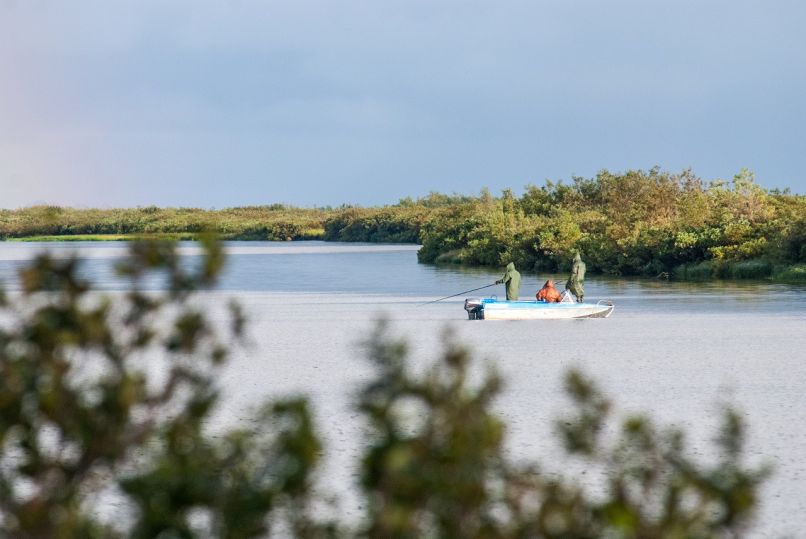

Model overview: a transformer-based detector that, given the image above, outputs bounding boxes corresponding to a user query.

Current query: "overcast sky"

[1,0,804,208]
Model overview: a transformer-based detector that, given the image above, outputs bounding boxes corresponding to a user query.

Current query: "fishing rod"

[418,283,498,306]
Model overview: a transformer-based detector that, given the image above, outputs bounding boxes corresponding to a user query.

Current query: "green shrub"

[773,263,806,282]
[727,259,773,279]
[673,260,715,280]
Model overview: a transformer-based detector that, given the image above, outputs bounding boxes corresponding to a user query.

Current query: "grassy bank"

[672,260,806,283]
[774,263,806,282]
[7,233,199,242]
[0,205,327,242]
[3,168,805,281]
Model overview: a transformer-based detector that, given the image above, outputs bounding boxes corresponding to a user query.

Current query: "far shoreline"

[3,233,805,284]
[2,169,804,284]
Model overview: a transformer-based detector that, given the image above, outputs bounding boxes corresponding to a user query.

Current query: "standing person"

[565,252,586,302]
[495,262,521,300]
[536,279,562,303]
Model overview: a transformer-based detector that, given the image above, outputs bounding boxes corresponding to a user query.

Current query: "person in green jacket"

[496,262,521,300]
[565,252,586,302]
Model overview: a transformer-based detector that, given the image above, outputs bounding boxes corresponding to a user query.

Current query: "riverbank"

[0,205,329,242]
[2,168,804,282]
[673,260,806,283]
[5,234,805,284]
[6,233,199,242]
[431,255,806,283]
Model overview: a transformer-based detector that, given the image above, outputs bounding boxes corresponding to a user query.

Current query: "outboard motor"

[464,298,484,320]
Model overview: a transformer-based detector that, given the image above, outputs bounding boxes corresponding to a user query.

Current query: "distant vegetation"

[2,168,805,280]
[0,205,327,242]
[412,168,806,282]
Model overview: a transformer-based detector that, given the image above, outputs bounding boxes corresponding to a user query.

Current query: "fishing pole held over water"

[418,283,498,306]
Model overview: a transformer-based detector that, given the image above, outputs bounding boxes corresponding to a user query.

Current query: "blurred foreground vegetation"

[2,168,804,280]
[0,240,769,537]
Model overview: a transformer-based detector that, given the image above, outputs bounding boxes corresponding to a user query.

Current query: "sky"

[1,0,804,208]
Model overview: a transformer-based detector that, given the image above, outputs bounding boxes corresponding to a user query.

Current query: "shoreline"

[2,171,804,283]
[3,234,805,283]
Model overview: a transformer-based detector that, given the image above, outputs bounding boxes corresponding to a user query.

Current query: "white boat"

[464,297,614,320]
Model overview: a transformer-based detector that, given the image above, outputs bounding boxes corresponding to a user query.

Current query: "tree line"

[410,169,805,280]
[2,168,805,280]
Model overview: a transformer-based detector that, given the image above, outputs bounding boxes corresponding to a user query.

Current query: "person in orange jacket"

[536,279,562,303]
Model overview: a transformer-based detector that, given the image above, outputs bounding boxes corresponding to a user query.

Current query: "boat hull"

[464,298,614,320]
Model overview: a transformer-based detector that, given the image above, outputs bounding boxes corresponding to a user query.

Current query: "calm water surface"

[1,241,804,536]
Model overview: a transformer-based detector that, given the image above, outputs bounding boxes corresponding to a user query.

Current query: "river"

[1,241,804,536]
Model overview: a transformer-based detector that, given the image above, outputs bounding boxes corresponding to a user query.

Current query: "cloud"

[0,0,804,207]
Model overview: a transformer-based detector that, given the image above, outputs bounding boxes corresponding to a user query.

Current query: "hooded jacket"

[566,253,586,299]
[497,262,521,300]
[536,280,562,303]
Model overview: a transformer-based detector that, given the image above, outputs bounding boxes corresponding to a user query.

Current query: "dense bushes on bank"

[415,168,806,279]
[322,206,428,242]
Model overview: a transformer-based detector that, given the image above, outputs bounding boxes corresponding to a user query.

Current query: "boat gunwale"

[465,297,614,319]
[480,299,605,309]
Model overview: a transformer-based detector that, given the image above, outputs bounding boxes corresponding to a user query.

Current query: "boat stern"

[464,298,484,319]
